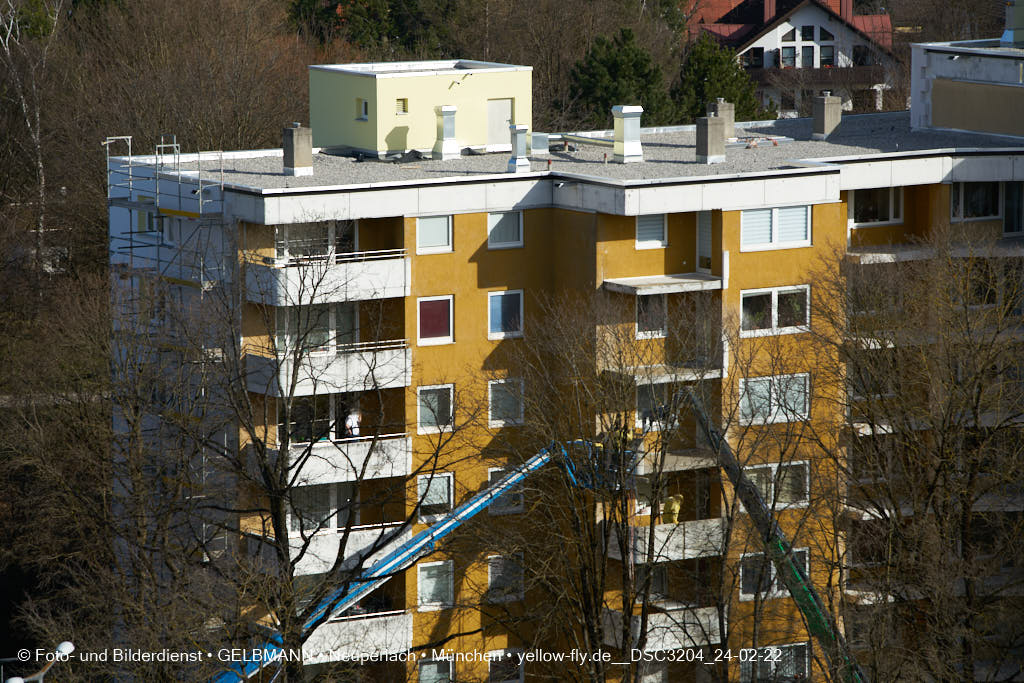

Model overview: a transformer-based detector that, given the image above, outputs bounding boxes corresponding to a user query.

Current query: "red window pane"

[420,299,451,339]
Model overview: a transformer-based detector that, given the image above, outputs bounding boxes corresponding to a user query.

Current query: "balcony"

[245,249,410,305]
[607,518,724,563]
[291,434,412,485]
[303,610,412,664]
[603,604,720,651]
[246,341,410,396]
[293,522,411,576]
[746,65,887,87]
[636,448,717,475]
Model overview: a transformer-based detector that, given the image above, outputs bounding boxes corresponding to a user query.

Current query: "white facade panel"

[416,183,486,215]
[275,192,352,223]
[348,188,419,218]
[951,155,1015,182]
[607,519,724,563]
[293,436,412,486]
[483,179,552,210]
[247,345,411,396]
[293,524,412,576]
[303,611,413,663]
[245,256,410,305]
[603,606,721,651]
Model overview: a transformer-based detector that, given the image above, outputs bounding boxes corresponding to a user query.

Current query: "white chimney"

[432,105,460,161]
[507,124,530,173]
[283,123,313,176]
[697,114,725,164]
[813,91,841,140]
[612,105,643,163]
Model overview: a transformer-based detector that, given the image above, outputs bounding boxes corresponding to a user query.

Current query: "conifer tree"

[673,33,775,123]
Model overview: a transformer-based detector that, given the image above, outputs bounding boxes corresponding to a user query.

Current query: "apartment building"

[107,39,1024,683]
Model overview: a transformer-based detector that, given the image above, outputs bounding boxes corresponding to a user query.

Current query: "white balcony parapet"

[607,518,724,563]
[303,610,412,664]
[246,249,410,305]
[246,340,410,396]
[293,522,412,576]
[291,434,412,485]
[603,604,720,651]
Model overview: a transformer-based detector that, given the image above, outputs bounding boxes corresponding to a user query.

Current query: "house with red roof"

[691,0,895,116]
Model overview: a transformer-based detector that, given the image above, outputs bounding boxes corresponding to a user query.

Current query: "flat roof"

[120,112,1024,193]
[603,273,723,295]
[916,38,1024,59]
[310,59,532,77]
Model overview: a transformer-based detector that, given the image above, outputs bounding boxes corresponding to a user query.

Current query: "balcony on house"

[246,340,411,396]
[603,604,721,651]
[288,433,412,485]
[303,580,411,663]
[607,517,724,563]
[292,521,411,576]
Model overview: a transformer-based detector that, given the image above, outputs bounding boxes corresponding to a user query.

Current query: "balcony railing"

[607,518,724,563]
[303,610,412,664]
[603,604,721,651]
[289,433,412,485]
[245,248,410,305]
[745,65,887,87]
[246,339,411,396]
[293,522,411,576]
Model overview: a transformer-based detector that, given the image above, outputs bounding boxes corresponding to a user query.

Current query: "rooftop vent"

[813,91,841,140]
[707,98,735,139]
[697,114,725,164]
[432,105,460,161]
[1001,0,1024,46]
[283,123,313,176]
[612,105,643,163]
[507,124,530,173]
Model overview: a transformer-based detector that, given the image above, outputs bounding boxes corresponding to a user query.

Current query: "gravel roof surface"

[181,112,1024,192]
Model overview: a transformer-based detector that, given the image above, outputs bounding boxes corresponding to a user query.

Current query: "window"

[274,220,356,264]
[277,302,357,354]
[852,44,871,66]
[396,97,408,114]
[739,374,809,424]
[356,98,368,120]
[741,206,811,250]
[418,296,453,345]
[488,650,523,683]
[740,550,808,600]
[740,643,809,682]
[418,384,454,433]
[781,46,796,68]
[1006,182,1024,234]
[636,214,667,248]
[417,473,453,521]
[488,290,523,339]
[697,211,713,271]
[951,182,1002,221]
[637,383,670,429]
[288,484,332,533]
[637,563,668,598]
[801,46,814,68]
[743,47,765,68]
[820,45,835,66]
[487,554,524,602]
[852,187,903,225]
[417,215,452,253]
[820,26,834,40]
[745,462,809,507]
[133,196,161,236]
[489,379,524,427]
[781,28,795,41]
[420,658,453,683]
[636,294,667,339]
[741,286,809,336]
[488,211,523,248]
[801,25,814,40]
[281,394,331,444]
[488,468,524,514]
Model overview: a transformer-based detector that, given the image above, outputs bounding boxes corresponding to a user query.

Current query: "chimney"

[530,132,549,157]
[1001,0,1024,46]
[283,123,312,176]
[507,124,530,173]
[813,91,842,140]
[697,114,725,164]
[612,105,644,163]
[707,97,735,139]
[432,105,460,161]
[839,0,853,20]
[764,0,776,23]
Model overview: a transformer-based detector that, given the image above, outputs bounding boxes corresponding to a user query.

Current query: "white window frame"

[418,560,454,610]
[488,649,524,683]
[417,295,454,346]
[273,220,358,265]
[417,472,453,523]
[277,302,360,356]
[739,373,810,425]
[739,548,808,601]
[488,467,524,515]
[696,210,713,273]
[487,211,524,249]
[287,482,359,536]
[488,378,524,427]
[850,187,904,227]
[419,657,454,683]
[416,215,453,254]
[356,98,368,121]
[635,214,668,249]
[486,553,525,603]
[417,384,454,434]
[744,461,810,509]
[487,290,524,340]
[636,293,667,339]
[740,205,812,251]
[739,285,810,338]
[951,181,1003,222]
[740,643,809,682]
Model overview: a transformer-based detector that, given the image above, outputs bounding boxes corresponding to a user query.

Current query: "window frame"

[416,215,454,254]
[418,560,454,611]
[396,97,409,115]
[419,657,453,683]
[781,46,796,68]
[417,384,454,434]
[740,206,812,251]
[951,181,1003,222]
[1005,182,1024,235]
[850,187,904,227]
[488,467,525,515]
[487,290,524,340]
[636,293,668,339]
[488,649,524,683]
[417,295,454,346]
[486,553,525,603]
[744,461,810,509]
[820,44,836,67]
[356,98,368,121]
[739,548,809,601]
[488,378,525,428]
[417,472,454,523]
[739,373,810,425]
[636,382,671,430]
[800,25,815,41]
[740,642,809,682]
[740,285,810,337]
[487,211,524,249]
[635,214,668,249]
